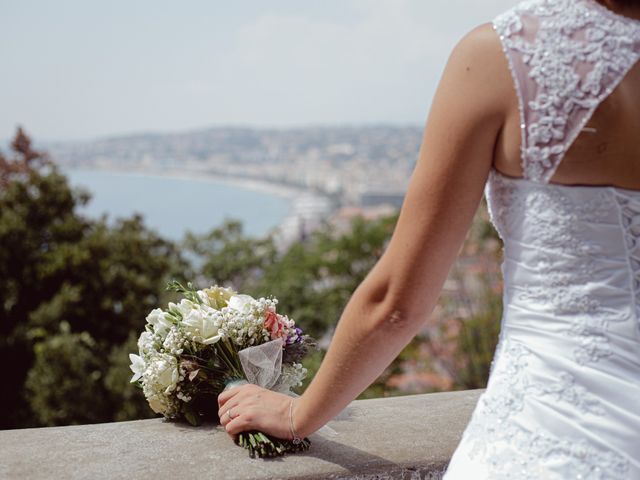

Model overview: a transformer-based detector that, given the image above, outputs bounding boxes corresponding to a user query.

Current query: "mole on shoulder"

[597,142,608,154]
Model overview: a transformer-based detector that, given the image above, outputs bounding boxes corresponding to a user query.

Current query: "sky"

[1,0,517,143]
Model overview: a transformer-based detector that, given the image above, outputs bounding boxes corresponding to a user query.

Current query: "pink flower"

[264,311,286,339]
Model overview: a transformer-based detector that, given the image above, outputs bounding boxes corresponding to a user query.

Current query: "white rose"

[182,308,204,337]
[183,307,221,344]
[176,299,196,316]
[228,294,255,313]
[202,286,236,308]
[137,331,153,356]
[146,308,172,335]
[201,311,222,344]
[150,355,179,394]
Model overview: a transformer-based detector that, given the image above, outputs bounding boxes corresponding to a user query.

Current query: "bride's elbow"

[360,281,428,335]
[378,306,415,332]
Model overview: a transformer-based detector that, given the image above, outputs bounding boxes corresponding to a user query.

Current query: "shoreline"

[62,166,336,244]
[62,165,327,202]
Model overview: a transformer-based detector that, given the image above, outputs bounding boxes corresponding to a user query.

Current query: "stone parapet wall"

[0,389,483,480]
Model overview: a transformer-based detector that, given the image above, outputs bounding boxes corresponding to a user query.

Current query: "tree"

[25,323,111,426]
[184,219,276,291]
[0,126,50,188]
[0,127,189,428]
[250,215,398,339]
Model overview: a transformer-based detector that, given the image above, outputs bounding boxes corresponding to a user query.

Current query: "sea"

[63,169,296,241]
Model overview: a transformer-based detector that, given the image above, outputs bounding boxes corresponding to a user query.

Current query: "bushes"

[26,324,109,426]
[0,129,187,429]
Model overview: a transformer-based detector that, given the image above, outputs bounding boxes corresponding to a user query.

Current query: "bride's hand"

[217,384,298,440]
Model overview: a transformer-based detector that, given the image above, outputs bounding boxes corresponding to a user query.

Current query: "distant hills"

[46,124,424,205]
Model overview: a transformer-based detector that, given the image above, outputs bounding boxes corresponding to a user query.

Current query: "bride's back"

[443,2,640,477]
[493,0,640,189]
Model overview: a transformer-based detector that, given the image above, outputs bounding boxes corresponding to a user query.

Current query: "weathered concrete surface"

[0,389,483,480]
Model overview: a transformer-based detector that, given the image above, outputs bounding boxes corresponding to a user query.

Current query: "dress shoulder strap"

[492,0,640,183]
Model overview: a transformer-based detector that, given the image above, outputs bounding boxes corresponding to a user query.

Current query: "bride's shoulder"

[440,23,515,116]
[452,22,504,60]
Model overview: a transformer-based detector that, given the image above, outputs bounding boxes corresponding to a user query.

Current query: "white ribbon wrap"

[238,338,284,391]
[224,338,342,437]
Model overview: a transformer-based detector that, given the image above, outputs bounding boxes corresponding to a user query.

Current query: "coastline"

[62,166,336,244]
[62,165,322,201]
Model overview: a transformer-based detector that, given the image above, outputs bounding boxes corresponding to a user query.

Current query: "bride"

[218,0,640,476]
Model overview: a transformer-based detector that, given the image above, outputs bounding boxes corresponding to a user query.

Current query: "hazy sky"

[1,0,517,142]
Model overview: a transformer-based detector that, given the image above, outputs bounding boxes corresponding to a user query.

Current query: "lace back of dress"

[493,0,640,183]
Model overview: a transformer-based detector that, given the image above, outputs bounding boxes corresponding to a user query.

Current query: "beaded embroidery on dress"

[442,1,640,478]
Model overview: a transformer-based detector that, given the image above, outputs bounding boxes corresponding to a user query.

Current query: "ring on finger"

[226,409,235,421]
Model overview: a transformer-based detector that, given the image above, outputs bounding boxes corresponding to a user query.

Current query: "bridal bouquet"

[129,281,315,457]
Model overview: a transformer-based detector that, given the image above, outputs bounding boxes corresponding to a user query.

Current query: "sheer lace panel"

[493,0,640,183]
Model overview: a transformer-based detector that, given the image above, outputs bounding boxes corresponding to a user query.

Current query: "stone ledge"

[0,389,483,480]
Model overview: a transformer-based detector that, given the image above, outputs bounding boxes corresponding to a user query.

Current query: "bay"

[63,169,293,241]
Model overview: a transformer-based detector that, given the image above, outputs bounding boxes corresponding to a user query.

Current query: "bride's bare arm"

[218,23,512,440]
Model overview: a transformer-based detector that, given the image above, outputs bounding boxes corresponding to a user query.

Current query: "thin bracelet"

[289,398,303,444]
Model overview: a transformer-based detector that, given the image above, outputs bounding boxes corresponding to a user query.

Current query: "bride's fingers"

[218,383,260,409]
[218,400,241,425]
[217,387,240,408]
[218,387,254,417]
[224,409,254,436]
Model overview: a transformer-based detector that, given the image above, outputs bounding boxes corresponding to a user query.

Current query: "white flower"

[162,326,187,355]
[182,306,222,344]
[196,290,209,305]
[166,299,197,322]
[176,299,196,316]
[147,395,166,414]
[156,362,179,394]
[147,354,179,394]
[228,294,255,313]
[181,308,203,335]
[199,285,236,308]
[129,354,145,383]
[146,308,172,335]
[137,331,154,356]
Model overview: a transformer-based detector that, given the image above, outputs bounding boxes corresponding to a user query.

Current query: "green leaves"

[25,327,110,426]
[249,214,399,339]
[166,280,202,305]
[182,404,203,427]
[184,219,276,292]
[0,128,188,428]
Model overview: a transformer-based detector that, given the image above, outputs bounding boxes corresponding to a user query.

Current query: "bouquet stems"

[223,374,311,458]
[236,431,311,458]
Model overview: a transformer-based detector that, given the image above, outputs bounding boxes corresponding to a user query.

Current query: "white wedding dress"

[442,1,640,478]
